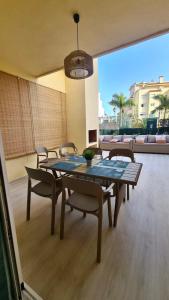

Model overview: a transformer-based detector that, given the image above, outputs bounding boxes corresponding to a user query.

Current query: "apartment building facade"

[129,76,169,120]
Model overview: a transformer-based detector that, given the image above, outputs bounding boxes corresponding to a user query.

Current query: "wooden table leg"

[52,170,59,178]
[113,183,126,227]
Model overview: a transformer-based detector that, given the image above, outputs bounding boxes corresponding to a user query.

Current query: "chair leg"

[107,197,112,227]
[127,184,130,201]
[83,212,86,218]
[68,189,73,212]
[37,156,39,168]
[97,213,102,263]
[68,188,71,197]
[60,193,66,240]
[26,181,31,221]
[51,200,56,235]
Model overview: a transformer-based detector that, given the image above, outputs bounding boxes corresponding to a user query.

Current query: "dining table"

[40,155,142,227]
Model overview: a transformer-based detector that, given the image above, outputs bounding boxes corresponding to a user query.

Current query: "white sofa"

[99,135,133,151]
[133,135,169,154]
[99,134,169,154]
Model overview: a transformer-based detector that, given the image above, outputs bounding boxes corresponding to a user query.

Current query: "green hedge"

[99,127,169,135]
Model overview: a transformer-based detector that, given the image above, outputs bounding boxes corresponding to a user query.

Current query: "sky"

[98,33,169,115]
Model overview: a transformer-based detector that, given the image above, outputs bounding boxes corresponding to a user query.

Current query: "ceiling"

[0,0,169,77]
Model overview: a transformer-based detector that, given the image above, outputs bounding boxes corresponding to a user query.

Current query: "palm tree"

[109,93,134,127]
[151,94,169,121]
[132,117,147,128]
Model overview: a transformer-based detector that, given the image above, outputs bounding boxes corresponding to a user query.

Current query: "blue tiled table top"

[50,157,139,182]
[52,161,82,171]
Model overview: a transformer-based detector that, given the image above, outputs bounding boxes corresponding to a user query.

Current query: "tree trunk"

[119,110,122,128]
[158,110,161,127]
[164,108,166,121]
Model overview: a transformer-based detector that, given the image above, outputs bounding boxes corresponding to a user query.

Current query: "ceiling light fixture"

[64,13,93,80]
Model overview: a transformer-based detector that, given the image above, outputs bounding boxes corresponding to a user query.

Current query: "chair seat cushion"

[32,182,61,197]
[32,182,52,197]
[71,174,110,187]
[39,158,58,164]
[66,190,110,212]
[67,192,100,212]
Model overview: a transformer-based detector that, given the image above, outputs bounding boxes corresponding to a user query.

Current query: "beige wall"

[6,154,36,182]
[66,58,99,153]
[5,149,60,182]
[65,78,86,153]
[37,70,65,93]
[85,59,99,147]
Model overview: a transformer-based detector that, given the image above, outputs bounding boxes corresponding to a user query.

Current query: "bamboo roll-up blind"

[29,82,67,149]
[0,71,67,159]
[18,78,35,154]
[0,72,34,158]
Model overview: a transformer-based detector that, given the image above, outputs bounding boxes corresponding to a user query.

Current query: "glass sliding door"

[0,170,21,299]
[0,133,42,300]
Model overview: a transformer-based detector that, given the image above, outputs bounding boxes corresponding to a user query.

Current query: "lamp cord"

[77,22,79,50]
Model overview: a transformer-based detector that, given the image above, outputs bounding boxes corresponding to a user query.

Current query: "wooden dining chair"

[108,148,135,200]
[25,167,62,235]
[35,145,58,168]
[74,146,113,194]
[59,142,78,157]
[60,176,113,263]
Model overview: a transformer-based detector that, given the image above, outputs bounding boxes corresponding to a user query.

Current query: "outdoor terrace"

[10,153,169,300]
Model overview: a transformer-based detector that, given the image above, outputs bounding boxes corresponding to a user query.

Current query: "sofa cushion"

[136,137,145,144]
[156,135,166,144]
[122,135,133,140]
[123,138,132,143]
[165,135,169,143]
[110,138,119,143]
[147,135,156,143]
[102,135,113,142]
[136,135,147,142]
[113,135,122,142]
[99,135,104,142]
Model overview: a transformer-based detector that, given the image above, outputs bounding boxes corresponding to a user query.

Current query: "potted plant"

[83,149,95,166]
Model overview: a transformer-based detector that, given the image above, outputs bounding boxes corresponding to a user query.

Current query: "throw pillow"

[123,138,132,143]
[103,135,113,142]
[110,139,118,143]
[166,135,169,143]
[113,135,122,142]
[156,136,166,144]
[136,137,145,144]
[147,135,156,143]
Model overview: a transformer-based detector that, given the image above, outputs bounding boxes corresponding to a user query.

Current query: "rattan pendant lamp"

[64,13,93,80]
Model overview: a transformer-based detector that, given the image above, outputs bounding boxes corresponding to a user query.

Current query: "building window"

[141,104,144,107]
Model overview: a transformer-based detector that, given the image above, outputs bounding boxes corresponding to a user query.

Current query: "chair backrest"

[25,167,55,185]
[86,147,102,156]
[59,142,78,157]
[35,146,48,156]
[108,148,135,162]
[62,176,103,199]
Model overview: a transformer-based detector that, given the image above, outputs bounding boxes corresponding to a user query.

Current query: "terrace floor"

[10,153,169,300]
